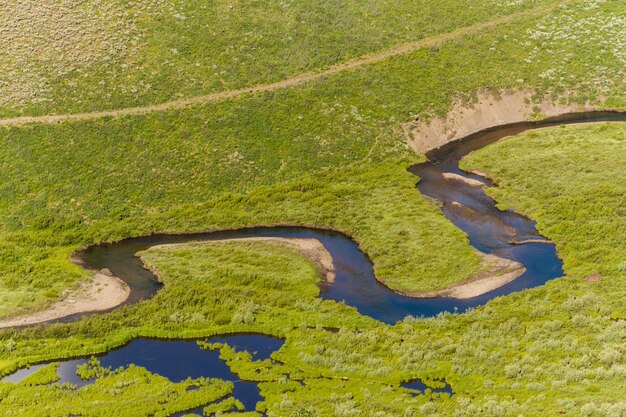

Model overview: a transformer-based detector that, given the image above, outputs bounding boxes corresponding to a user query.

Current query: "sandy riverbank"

[0,237,333,329]
[0,271,130,329]
[442,172,486,187]
[0,233,522,326]
[400,253,526,299]
[151,237,336,283]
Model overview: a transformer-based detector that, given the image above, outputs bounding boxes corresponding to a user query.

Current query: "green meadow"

[0,0,624,316]
[1,0,567,117]
[0,0,625,415]
[1,123,625,415]
[462,123,626,288]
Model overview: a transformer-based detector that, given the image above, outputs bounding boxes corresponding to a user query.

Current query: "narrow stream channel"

[69,111,625,324]
[4,111,625,414]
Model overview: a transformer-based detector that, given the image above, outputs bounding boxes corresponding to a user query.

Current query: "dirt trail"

[0,3,567,128]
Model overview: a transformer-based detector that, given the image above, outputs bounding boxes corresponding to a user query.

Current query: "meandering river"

[74,111,625,324]
[5,111,625,414]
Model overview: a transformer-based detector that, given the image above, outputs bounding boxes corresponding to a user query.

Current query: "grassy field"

[1,122,625,415]
[0,0,565,117]
[0,0,625,415]
[461,122,626,288]
[0,160,482,317]
[0,362,235,416]
[0,0,625,317]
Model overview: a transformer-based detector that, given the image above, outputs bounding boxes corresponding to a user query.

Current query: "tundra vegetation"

[0,0,579,116]
[0,0,624,316]
[0,0,625,415]
[1,123,625,415]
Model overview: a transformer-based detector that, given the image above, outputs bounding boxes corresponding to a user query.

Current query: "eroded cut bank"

[405,91,605,153]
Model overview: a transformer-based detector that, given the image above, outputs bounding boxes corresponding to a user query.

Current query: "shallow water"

[71,225,563,325]
[3,334,284,413]
[402,378,453,396]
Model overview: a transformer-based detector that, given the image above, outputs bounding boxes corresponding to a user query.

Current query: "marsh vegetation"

[1,124,625,415]
[0,0,624,415]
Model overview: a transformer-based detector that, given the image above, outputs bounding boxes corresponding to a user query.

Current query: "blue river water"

[3,334,285,414]
[4,111,625,414]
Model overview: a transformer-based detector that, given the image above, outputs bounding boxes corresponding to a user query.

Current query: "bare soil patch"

[585,272,602,282]
[405,90,601,153]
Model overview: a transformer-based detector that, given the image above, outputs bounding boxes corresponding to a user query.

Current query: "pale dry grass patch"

[519,0,626,97]
[0,0,171,108]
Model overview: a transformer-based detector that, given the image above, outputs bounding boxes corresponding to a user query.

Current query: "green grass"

[0,0,564,116]
[1,125,626,416]
[0,240,374,375]
[0,363,234,417]
[138,241,369,330]
[0,0,625,316]
[461,122,626,284]
[0,160,480,317]
[0,1,625,414]
[6,0,625,118]
[18,363,59,387]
